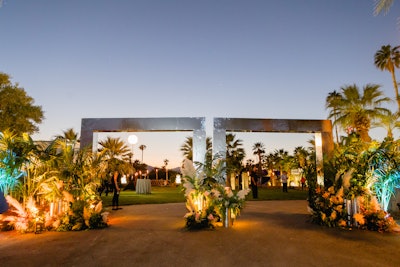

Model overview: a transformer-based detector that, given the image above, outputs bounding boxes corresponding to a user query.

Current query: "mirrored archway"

[213,118,334,185]
[80,117,207,164]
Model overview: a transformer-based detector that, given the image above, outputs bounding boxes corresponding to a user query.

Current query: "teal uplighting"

[0,153,24,195]
[371,168,400,212]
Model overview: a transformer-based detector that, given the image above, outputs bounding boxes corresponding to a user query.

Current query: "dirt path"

[1,201,400,267]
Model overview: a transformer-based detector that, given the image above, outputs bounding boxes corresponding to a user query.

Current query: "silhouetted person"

[238,169,244,190]
[111,170,122,210]
[281,171,288,192]
[250,166,259,199]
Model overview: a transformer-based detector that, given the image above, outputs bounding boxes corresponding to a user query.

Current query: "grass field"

[101,186,309,207]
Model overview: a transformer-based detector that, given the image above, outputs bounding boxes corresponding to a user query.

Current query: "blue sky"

[1,1,399,167]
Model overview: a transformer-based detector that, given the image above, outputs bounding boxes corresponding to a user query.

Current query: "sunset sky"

[1,1,399,167]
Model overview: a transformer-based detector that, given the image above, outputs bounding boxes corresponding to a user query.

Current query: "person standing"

[250,166,259,199]
[300,176,306,190]
[111,170,122,210]
[281,171,288,193]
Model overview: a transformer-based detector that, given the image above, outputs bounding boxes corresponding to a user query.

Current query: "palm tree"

[226,133,246,180]
[252,142,265,172]
[325,90,342,144]
[164,159,169,181]
[180,136,212,161]
[273,149,290,174]
[374,45,400,111]
[328,84,390,142]
[246,159,254,169]
[263,153,275,173]
[56,128,79,142]
[373,0,394,15]
[139,144,146,163]
[293,146,309,169]
[98,136,132,173]
[0,130,35,195]
[373,109,400,139]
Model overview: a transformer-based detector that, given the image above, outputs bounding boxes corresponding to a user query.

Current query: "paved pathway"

[1,200,400,267]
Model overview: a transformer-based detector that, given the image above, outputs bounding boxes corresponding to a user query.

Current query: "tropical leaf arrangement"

[0,129,110,233]
[309,139,400,232]
[1,193,108,233]
[181,159,250,230]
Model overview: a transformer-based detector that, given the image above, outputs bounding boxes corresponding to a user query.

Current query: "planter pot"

[223,207,233,228]
[345,197,360,227]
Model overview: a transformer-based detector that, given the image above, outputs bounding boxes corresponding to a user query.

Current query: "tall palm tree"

[226,133,246,177]
[139,144,146,163]
[325,90,342,144]
[163,159,169,181]
[252,142,265,172]
[374,45,400,111]
[328,84,390,142]
[373,0,394,16]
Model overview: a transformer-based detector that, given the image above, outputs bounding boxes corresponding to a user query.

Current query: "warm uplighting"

[315,132,322,147]
[175,174,181,184]
[194,195,204,212]
[121,175,127,184]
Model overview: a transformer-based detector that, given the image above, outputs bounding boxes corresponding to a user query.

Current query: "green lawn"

[101,186,308,207]
[101,186,186,206]
[249,187,309,201]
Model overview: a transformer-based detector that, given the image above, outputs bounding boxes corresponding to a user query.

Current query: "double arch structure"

[80,117,334,181]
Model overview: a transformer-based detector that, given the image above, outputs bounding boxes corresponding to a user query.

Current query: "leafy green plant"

[181,158,250,230]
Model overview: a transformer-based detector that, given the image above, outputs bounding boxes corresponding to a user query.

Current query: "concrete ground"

[1,200,400,267]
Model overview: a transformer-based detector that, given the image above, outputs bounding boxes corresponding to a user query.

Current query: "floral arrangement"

[310,186,347,228]
[308,138,400,232]
[181,159,250,230]
[210,185,250,221]
[310,185,396,232]
[353,195,396,232]
[1,190,108,233]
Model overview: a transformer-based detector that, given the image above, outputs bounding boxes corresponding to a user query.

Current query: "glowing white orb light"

[128,134,138,145]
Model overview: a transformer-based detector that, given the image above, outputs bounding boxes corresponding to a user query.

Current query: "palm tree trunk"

[390,69,400,111]
[359,129,371,142]
[333,112,339,145]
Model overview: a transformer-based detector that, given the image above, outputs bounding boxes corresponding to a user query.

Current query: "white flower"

[181,159,196,178]
[183,182,194,196]
[237,189,251,199]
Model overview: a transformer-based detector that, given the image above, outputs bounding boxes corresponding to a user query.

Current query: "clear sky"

[1,1,399,168]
